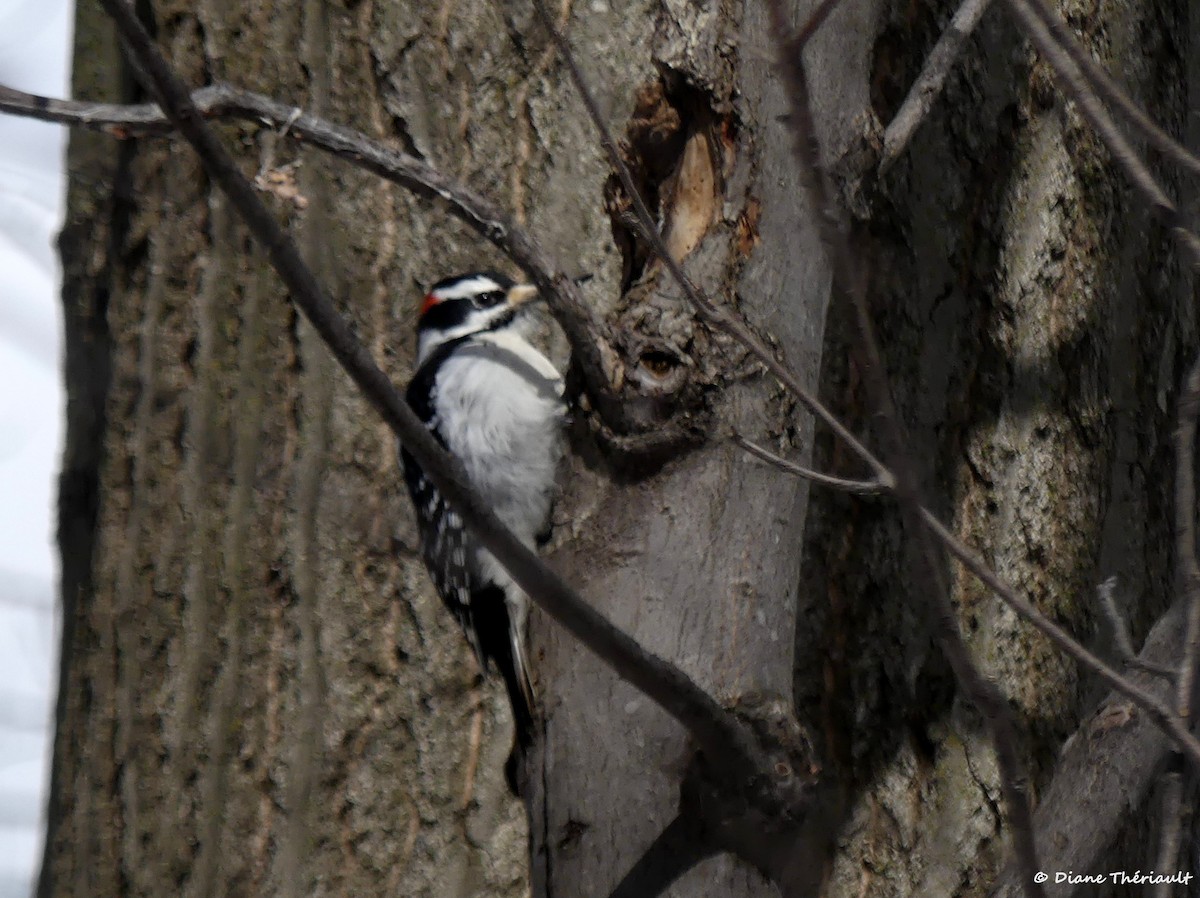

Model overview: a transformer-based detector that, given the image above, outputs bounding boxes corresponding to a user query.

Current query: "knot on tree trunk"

[681,695,845,893]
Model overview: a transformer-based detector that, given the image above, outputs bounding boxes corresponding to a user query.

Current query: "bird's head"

[416,272,540,362]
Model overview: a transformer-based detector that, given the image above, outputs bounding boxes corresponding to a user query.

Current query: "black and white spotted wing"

[399,337,487,667]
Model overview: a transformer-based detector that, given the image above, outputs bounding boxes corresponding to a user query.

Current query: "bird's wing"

[400,345,487,668]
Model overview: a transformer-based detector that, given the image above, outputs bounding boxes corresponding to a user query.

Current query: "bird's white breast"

[431,330,565,558]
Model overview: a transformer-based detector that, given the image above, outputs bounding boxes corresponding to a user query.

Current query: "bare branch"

[879,0,1200,181]
[1002,0,1200,269]
[1097,576,1138,661]
[0,81,622,422]
[919,507,1200,762]
[1154,354,1200,898]
[992,599,1187,898]
[1129,659,1181,680]
[792,0,850,50]
[733,433,892,495]
[768,7,1044,894]
[0,76,882,484]
[1096,577,1178,680]
[0,83,179,132]
[880,0,997,172]
[93,0,763,784]
[1016,0,1200,181]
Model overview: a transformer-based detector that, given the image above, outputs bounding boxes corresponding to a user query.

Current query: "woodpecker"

[399,271,565,792]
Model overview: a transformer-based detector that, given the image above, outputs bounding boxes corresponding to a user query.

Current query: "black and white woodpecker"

[399,271,566,792]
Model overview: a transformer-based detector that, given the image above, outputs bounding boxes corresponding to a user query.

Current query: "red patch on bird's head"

[420,293,440,317]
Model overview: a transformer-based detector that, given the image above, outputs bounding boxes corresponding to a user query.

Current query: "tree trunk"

[44,2,541,895]
[532,2,876,895]
[40,1,1193,898]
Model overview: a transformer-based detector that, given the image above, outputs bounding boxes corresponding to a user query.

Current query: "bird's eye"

[475,290,506,308]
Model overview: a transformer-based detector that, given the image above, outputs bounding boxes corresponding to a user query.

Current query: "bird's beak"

[506,284,539,308]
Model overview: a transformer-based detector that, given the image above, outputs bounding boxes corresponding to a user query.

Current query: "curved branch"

[1095,578,1178,680]
[991,600,1187,898]
[733,433,892,495]
[916,507,1200,759]
[0,81,621,422]
[1157,354,1200,888]
[0,78,875,472]
[768,9,1045,895]
[792,0,851,50]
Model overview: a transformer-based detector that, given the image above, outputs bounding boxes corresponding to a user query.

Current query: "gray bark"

[993,598,1184,898]
[533,2,879,895]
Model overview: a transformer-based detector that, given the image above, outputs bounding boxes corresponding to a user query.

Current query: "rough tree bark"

[45,2,539,896]
[39,1,1193,898]
[797,0,1193,894]
[533,2,870,895]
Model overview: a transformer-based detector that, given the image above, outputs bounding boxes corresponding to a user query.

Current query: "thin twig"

[1129,659,1182,680]
[1002,0,1200,270]
[1096,578,1178,680]
[0,79,880,484]
[792,0,850,50]
[919,507,1200,760]
[94,0,763,784]
[1017,0,1200,181]
[1097,576,1138,660]
[1129,658,1181,680]
[769,4,1046,895]
[880,0,997,172]
[733,433,891,495]
[992,599,1189,898]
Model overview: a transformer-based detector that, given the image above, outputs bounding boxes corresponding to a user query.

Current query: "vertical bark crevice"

[277,4,335,896]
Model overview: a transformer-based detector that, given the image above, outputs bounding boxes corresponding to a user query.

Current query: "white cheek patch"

[417,305,516,364]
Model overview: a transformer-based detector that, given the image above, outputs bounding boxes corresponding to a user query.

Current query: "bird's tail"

[499,610,536,796]
[473,584,537,794]
[505,621,536,747]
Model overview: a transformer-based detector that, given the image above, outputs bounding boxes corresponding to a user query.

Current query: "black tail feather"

[498,650,534,796]
[472,585,536,795]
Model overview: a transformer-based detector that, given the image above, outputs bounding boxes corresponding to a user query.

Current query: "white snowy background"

[0,0,72,895]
